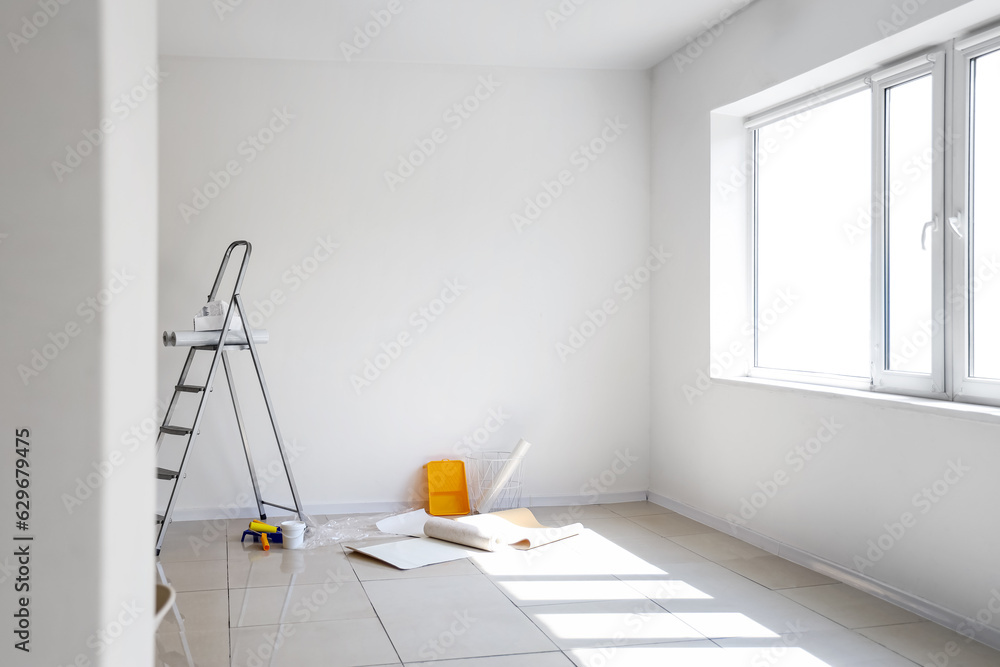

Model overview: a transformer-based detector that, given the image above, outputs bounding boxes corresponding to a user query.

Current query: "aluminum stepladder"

[155,240,303,555]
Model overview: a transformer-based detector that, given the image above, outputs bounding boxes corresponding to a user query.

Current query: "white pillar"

[0,1,157,665]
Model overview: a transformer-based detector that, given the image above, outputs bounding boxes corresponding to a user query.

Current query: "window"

[746,26,1000,405]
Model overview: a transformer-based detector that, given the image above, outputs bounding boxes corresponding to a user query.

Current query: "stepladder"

[155,240,304,555]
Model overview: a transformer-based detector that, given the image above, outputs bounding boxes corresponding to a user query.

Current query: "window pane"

[885,75,934,374]
[971,50,1000,378]
[755,90,871,377]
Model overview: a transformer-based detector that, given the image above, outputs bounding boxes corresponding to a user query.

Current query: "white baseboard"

[166,490,648,522]
[647,492,1000,652]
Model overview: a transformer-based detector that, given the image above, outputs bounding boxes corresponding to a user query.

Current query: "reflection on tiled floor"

[154,503,1000,666]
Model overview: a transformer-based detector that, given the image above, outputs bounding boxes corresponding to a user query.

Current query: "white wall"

[652,0,1000,643]
[158,57,651,518]
[0,1,157,665]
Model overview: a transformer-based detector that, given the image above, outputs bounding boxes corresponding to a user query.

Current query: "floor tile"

[565,639,720,666]
[159,559,229,592]
[668,531,772,562]
[629,513,718,538]
[158,530,229,563]
[523,599,706,649]
[719,555,838,590]
[364,574,556,662]
[608,536,709,567]
[404,652,574,666]
[491,576,650,607]
[633,562,845,637]
[157,589,230,633]
[348,549,483,581]
[601,501,675,518]
[228,545,356,588]
[527,505,619,524]
[229,581,375,627]
[230,618,399,667]
[860,621,1000,666]
[579,518,663,542]
[780,584,923,629]
[473,530,667,579]
[155,628,230,667]
[715,626,923,666]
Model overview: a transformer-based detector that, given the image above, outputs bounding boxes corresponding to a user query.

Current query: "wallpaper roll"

[476,438,531,514]
[423,516,504,552]
[162,330,269,347]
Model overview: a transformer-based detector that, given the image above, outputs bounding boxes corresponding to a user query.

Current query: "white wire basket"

[467,450,524,513]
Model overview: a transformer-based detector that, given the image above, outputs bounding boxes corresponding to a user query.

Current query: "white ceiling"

[159,0,756,70]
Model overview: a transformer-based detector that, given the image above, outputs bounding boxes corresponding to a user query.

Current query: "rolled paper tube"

[423,516,504,552]
[162,330,269,347]
[476,438,532,515]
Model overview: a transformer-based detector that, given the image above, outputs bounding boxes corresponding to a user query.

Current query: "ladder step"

[160,425,192,436]
[175,384,205,393]
[157,467,179,481]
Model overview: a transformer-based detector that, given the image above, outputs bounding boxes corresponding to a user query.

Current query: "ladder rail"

[235,292,305,520]
[221,350,267,519]
[155,239,305,555]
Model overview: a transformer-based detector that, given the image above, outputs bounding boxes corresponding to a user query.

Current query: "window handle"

[920,216,939,250]
[948,211,964,239]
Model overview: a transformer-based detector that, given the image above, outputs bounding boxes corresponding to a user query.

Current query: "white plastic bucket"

[281,520,306,549]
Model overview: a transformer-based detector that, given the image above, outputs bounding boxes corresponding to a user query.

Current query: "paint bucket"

[281,521,306,549]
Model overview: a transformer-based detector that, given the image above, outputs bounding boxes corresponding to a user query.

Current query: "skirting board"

[648,491,1000,652]
[167,490,647,522]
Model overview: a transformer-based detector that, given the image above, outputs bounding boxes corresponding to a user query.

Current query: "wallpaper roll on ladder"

[476,438,531,514]
[422,516,504,551]
[162,330,270,347]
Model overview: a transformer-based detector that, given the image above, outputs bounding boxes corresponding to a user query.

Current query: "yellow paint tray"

[426,460,470,516]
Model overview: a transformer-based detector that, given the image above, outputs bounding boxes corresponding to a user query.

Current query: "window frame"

[869,52,947,400]
[742,28,1000,407]
[952,27,1000,404]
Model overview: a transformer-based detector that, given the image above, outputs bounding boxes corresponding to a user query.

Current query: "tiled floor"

[154,501,1000,666]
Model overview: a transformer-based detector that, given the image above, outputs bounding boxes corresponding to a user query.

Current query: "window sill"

[713,375,1000,425]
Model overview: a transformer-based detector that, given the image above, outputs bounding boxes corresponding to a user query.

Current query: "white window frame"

[742,31,1000,405]
[745,78,874,391]
[869,52,947,399]
[952,27,1000,404]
